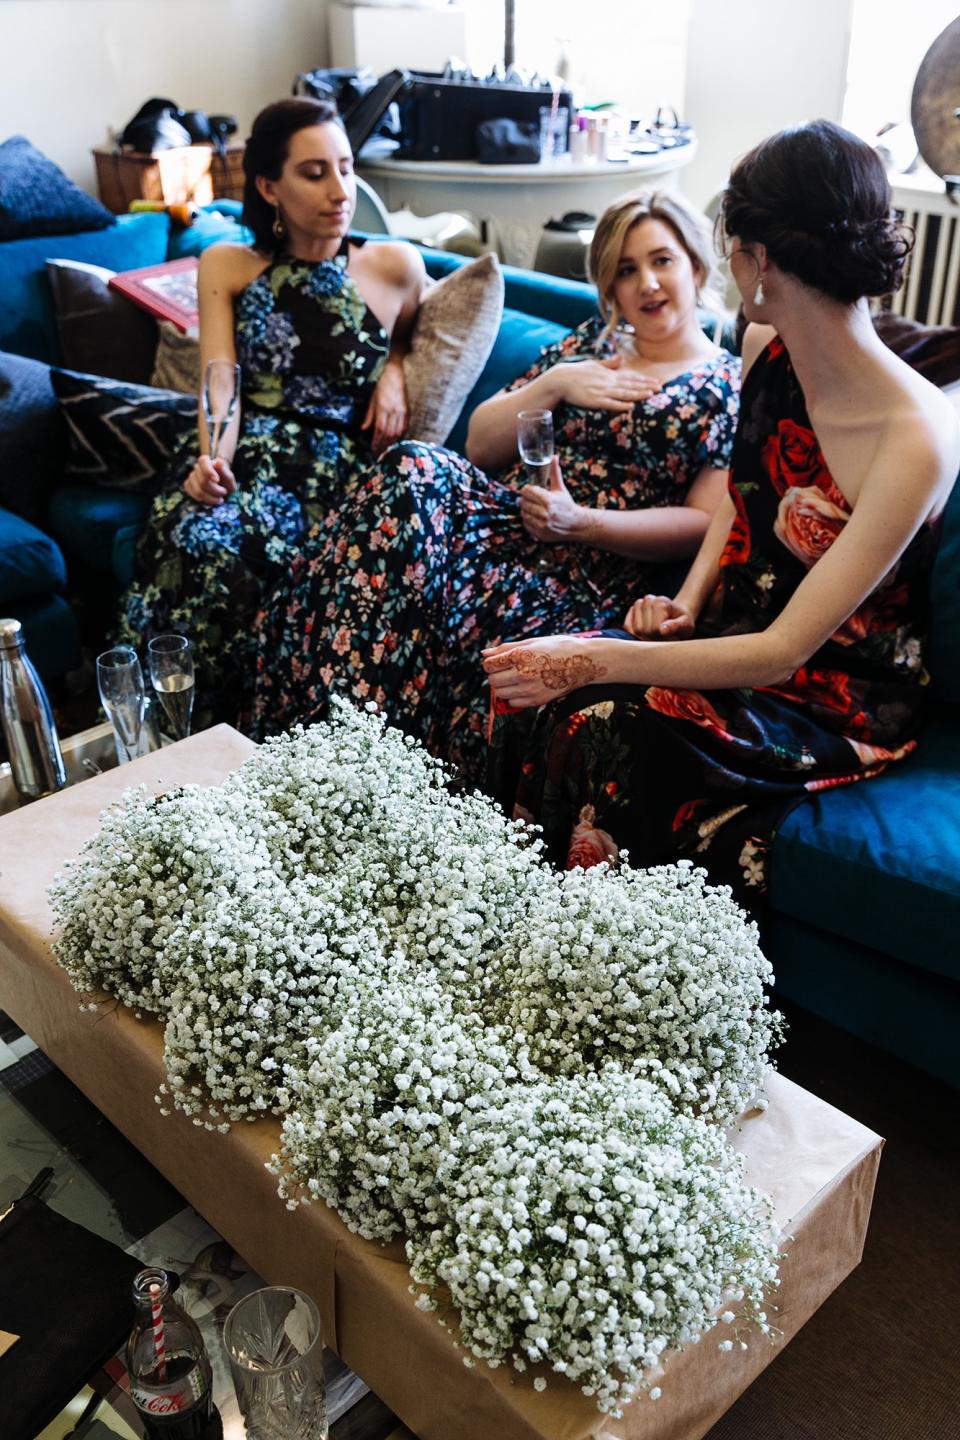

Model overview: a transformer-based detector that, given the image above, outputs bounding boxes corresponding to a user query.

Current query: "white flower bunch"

[50,700,783,1414]
[409,1068,777,1414]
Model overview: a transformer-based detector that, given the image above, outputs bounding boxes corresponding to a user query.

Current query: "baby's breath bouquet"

[51,701,783,1415]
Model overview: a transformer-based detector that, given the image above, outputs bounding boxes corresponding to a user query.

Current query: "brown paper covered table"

[0,728,882,1440]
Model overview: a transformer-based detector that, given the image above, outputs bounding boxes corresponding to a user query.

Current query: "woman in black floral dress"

[485,121,960,914]
[118,98,426,726]
[253,191,739,786]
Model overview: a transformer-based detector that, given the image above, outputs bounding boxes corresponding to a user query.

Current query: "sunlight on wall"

[458,0,690,118]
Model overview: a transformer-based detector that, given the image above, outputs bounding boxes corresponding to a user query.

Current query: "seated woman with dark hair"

[118,97,427,728]
[252,189,740,788]
[485,120,960,910]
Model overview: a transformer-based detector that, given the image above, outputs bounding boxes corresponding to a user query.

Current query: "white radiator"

[889,179,960,326]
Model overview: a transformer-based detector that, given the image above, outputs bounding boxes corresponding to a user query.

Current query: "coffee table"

[0,729,882,1440]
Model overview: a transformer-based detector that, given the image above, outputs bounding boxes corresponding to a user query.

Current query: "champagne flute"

[148,634,195,741]
[96,646,145,764]
[518,408,555,572]
[202,359,240,462]
[517,408,554,485]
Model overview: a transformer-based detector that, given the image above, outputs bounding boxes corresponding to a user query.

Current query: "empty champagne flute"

[96,646,145,764]
[202,359,241,461]
[517,408,554,485]
[148,634,195,741]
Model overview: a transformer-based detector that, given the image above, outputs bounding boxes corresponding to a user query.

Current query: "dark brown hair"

[242,97,344,254]
[719,120,912,304]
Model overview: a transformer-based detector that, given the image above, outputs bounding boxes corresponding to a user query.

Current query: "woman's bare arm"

[465,356,661,472]
[487,414,956,706]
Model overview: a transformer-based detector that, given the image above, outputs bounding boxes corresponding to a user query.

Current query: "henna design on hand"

[485,649,606,691]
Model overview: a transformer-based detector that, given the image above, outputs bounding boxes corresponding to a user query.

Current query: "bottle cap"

[0,618,23,648]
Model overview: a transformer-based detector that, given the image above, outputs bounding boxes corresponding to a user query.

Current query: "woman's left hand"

[482,634,608,710]
[519,458,590,543]
[362,358,408,454]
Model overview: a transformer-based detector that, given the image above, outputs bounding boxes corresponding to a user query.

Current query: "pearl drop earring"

[754,279,765,305]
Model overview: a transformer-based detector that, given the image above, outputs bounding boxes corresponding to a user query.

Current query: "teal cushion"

[0,506,66,604]
[0,212,170,363]
[928,469,960,703]
[167,203,252,258]
[771,709,960,983]
[446,307,569,454]
[767,912,960,1088]
[47,484,150,582]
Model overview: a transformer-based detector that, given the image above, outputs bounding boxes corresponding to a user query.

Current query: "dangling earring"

[754,279,765,305]
[272,205,285,240]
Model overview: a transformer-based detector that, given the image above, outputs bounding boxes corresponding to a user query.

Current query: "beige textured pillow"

[404,253,504,445]
[150,321,200,395]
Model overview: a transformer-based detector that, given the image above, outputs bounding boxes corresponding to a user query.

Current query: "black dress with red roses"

[489,336,940,911]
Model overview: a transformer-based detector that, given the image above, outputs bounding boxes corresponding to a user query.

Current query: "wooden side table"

[93,144,245,213]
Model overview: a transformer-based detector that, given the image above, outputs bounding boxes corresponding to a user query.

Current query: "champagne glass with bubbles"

[202,359,240,461]
[148,634,195,741]
[96,646,145,764]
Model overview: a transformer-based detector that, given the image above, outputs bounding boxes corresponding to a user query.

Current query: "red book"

[108,257,199,333]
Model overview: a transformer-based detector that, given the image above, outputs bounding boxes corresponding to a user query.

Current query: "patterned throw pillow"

[50,369,195,492]
[150,321,200,394]
[404,253,504,446]
[0,136,114,240]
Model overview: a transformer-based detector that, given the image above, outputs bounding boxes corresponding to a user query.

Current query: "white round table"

[357,143,697,268]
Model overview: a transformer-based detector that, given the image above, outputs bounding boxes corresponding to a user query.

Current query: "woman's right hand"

[554,355,661,413]
[183,455,237,507]
[624,593,696,640]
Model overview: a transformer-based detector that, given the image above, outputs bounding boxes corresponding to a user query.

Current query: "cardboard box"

[93,145,244,213]
[0,729,882,1440]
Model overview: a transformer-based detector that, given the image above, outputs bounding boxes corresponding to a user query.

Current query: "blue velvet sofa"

[1,208,957,1090]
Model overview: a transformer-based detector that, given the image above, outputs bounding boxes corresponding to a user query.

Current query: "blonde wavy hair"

[587,189,722,344]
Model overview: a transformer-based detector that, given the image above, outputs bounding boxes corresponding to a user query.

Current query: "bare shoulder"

[362,238,427,292]
[198,242,268,293]
[873,366,960,514]
[740,323,778,381]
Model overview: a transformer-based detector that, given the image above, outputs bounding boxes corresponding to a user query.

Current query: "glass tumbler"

[224,1286,327,1440]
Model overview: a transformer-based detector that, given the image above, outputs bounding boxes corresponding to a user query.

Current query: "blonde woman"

[254,190,740,786]
[485,122,958,911]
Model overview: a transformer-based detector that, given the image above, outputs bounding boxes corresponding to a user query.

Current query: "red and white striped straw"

[149,1282,167,1381]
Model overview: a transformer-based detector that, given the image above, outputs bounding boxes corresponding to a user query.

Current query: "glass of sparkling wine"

[517,408,554,485]
[148,634,195,741]
[96,646,144,764]
[202,359,240,461]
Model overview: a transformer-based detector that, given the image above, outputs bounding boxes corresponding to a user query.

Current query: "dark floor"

[0,998,955,1439]
[705,997,960,1440]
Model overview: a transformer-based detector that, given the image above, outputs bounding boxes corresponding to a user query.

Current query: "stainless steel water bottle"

[0,618,67,801]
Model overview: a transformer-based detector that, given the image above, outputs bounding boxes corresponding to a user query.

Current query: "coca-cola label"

[132,1360,207,1415]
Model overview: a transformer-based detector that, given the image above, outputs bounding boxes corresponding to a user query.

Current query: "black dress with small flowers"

[252,314,740,787]
[489,337,940,912]
[118,238,389,728]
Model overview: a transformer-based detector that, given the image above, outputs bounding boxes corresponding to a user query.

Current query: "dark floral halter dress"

[251,314,740,787]
[117,237,389,728]
[489,337,941,913]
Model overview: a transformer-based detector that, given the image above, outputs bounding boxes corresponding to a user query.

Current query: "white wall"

[681,0,854,210]
[0,0,331,193]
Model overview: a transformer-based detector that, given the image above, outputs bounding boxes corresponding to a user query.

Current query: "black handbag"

[118,99,238,155]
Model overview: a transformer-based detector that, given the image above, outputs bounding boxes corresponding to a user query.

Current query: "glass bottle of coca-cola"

[126,1268,224,1440]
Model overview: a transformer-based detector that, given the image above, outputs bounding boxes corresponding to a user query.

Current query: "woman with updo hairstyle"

[252,187,740,786]
[485,119,959,913]
[119,96,427,728]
